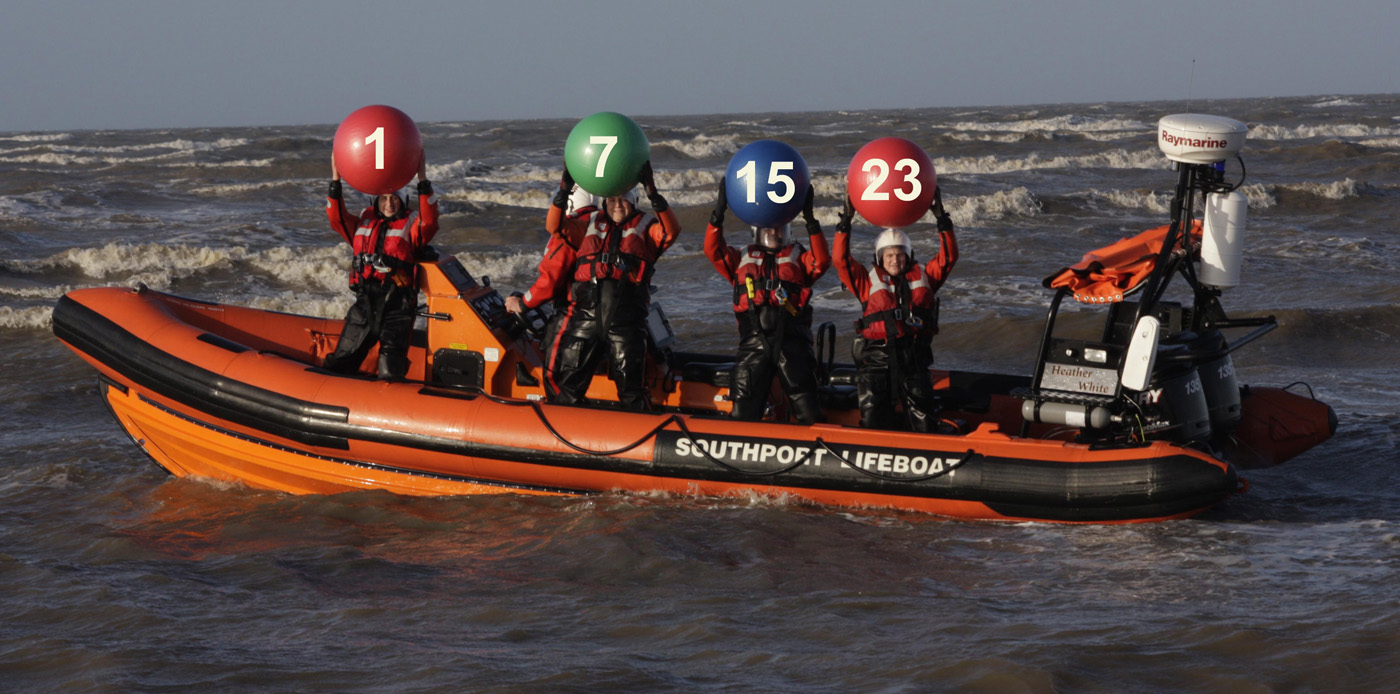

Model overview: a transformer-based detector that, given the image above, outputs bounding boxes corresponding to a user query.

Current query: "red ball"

[332,105,423,195]
[846,137,937,228]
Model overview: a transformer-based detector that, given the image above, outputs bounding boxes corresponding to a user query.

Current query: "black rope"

[1281,381,1317,400]
[460,385,677,456]
[530,404,679,456]
[814,437,974,483]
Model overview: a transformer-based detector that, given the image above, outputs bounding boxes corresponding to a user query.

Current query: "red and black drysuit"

[518,190,679,411]
[833,219,957,432]
[704,209,830,425]
[323,180,439,379]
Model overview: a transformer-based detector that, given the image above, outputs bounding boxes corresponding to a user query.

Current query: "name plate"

[1041,362,1117,396]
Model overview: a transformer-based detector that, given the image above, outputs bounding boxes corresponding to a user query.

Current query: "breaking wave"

[652,133,745,159]
[949,115,1150,135]
[6,242,351,293]
[940,148,1166,175]
[0,305,54,330]
[1249,123,1400,140]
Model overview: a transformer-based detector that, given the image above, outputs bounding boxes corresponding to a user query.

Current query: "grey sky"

[3,0,1396,132]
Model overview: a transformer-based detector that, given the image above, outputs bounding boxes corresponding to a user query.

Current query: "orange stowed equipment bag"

[1043,221,1203,303]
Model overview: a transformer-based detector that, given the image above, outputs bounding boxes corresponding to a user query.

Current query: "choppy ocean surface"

[3,95,1398,691]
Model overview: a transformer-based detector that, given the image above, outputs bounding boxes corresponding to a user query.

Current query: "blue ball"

[724,140,810,228]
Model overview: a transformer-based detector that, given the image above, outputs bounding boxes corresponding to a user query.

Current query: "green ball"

[564,112,650,197]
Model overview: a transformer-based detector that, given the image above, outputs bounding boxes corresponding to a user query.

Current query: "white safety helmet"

[566,184,598,216]
[873,228,913,266]
[753,223,790,250]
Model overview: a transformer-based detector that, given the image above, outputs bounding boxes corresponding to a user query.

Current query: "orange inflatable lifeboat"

[53,239,1332,524]
[52,116,1337,522]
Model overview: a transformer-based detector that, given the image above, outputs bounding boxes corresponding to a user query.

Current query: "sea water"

[2,95,1397,691]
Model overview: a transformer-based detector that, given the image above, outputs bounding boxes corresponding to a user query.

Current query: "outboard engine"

[1133,343,1212,444]
[1166,330,1242,439]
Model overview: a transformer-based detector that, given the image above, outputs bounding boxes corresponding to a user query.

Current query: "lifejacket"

[731,243,813,315]
[857,264,936,341]
[571,210,658,285]
[350,208,420,286]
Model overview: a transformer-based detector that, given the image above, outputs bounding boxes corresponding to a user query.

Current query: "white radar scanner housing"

[1158,114,1248,164]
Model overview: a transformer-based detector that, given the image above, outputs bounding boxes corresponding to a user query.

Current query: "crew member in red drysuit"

[505,163,679,411]
[704,181,830,424]
[833,188,957,431]
[324,151,438,379]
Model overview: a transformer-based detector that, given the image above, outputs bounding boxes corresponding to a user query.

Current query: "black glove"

[709,178,727,228]
[836,196,855,234]
[416,180,433,197]
[931,186,953,232]
[328,180,342,199]
[801,184,821,236]
[638,161,667,211]
[552,166,572,209]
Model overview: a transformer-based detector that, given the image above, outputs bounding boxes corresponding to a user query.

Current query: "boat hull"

[54,285,1242,523]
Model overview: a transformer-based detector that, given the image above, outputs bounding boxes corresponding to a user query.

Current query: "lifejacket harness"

[351,212,416,285]
[576,212,653,285]
[856,273,938,339]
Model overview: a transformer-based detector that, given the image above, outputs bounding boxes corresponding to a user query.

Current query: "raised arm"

[832,196,870,300]
[410,149,439,246]
[325,153,357,244]
[702,178,741,283]
[798,185,831,280]
[639,161,680,255]
[544,165,592,242]
[923,186,959,291]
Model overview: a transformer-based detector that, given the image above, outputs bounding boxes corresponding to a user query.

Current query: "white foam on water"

[472,163,558,185]
[1087,188,1174,213]
[0,150,185,167]
[10,242,249,277]
[1236,183,1278,209]
[187,180,295,195]
[1309,98,1365,108]
[0,132,71,142]
[46,138,251,155]
[181,158,275,168]
[938,148,1166,175]
[243,292,351,319]
[454,250,548,282]
[1358,137,1400,149]
[426,158,488,181]
[1278,178,1361,200]
[246,245,351,293]
[0,284,72,300]
[1249,123,1400,140]
[652,133,744,159]
[948,115,1150,135]
[0,305,55,330]
[441,188,550,209]
[7,242,353,294]
[0,149,272,169]
[948,187,1042,224]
